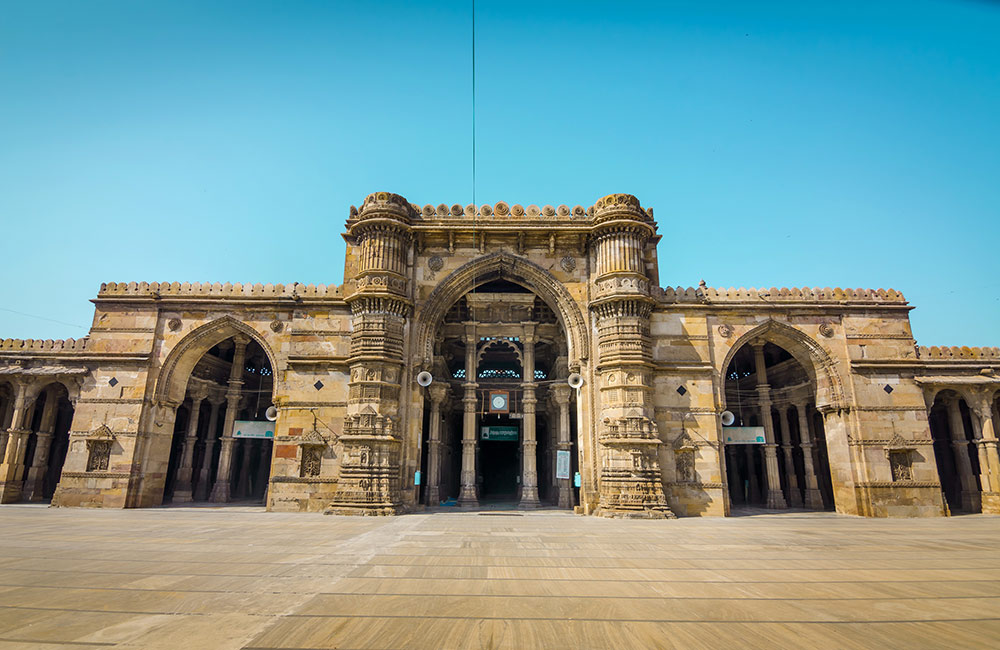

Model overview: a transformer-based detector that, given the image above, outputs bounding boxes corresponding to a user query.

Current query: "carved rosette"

[330,193,415,516]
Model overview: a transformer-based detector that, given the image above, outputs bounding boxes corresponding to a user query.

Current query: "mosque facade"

[0,192,998,518]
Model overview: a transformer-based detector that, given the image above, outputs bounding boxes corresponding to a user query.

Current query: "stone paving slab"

[0,505,998,648]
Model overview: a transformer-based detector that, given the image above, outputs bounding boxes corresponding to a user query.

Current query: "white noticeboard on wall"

[233,420,275,439]
[723,426,766,445]
[556,450,571,479]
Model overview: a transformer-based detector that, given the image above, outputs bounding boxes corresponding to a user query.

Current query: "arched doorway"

[722,339,834,511]
[927,390,982,513]
[0,380,74,503]
[418,277,579,509]
[158,334,275,505]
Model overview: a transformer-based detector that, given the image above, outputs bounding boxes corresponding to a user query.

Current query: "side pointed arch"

[718,319,846,409]
[413,252,590,368]
[154,316,279,406]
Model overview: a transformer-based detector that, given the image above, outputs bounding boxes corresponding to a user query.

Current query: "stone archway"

[410,254,590,510]
[132,317,280,508]
[718,320,846,411]
[413,252,590,369]
[154,316,279,407]
[717,320,855,514]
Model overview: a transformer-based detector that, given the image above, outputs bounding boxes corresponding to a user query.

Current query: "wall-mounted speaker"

[416,371,433,387]
[567,373,584,389]
[721,410,735,426]
[265,405,279,422]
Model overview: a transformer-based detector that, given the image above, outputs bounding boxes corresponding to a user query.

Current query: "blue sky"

[1,1,997,345]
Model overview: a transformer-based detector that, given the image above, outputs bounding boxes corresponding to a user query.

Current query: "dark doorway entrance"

[479,437,519,500]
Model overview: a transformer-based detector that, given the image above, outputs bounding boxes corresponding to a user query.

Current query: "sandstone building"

[1,192,998,518]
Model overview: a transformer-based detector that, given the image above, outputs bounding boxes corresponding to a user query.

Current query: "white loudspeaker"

[416,371,433,387]
[567,373,584,389]
[265,405,279,422]
[721,410,735,426]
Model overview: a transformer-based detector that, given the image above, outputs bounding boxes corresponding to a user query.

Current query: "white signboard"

[234,420,275,439]
[723,426,766,445]
[556,450,571,479]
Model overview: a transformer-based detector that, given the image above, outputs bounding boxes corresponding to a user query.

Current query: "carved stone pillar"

[328,192,413,516]
[983,396,1000,514]
[752,342,787,510]
[551,382,574,508]
[944,395,979,512]
[426,382,448,505]
[795,401,824,509]
[173,387,207,502]
[777,405,802,507]
[519,323,540,508]
[211,335,249,503]
[969,394,999,513]
[23,387,59,502]
[195,396,224,501]
[458,326,479,507]
[589,193,673,518]
[0,379,37,503]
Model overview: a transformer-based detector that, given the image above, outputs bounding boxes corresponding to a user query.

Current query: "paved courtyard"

[0,505,997,649]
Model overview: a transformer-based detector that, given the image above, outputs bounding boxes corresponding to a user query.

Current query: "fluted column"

[458,326,479,506]
[519,323,540,508]
[944,395,979,511]
[426,382,448,505]
[968,395,999,504]
[795,401,824,509]
[752,341,787,509]
[172,387,207,502]
[211,335,249,503]
[777,405,802,507]
[0,379,36,503]
[23,388,59,502]
[194,396,224,501]
[551,382,574,508]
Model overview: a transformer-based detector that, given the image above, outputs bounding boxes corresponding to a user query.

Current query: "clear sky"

[1,1,997,345]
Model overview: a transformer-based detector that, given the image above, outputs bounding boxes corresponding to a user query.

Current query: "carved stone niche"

[673,431,698,483]
[85,425,115,472]
[298,429,327,478]
[884,433,915,482]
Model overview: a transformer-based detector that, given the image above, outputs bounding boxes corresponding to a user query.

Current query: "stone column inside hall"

[519,323,541,508]
[751,341,787,510]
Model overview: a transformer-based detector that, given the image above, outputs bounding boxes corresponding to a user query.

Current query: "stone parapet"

[655,286,908,304]
[96,281,344,301]
[917,346,1000,360]
[0,338,89,352]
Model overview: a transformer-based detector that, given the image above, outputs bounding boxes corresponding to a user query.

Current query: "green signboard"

[481,425,519,441]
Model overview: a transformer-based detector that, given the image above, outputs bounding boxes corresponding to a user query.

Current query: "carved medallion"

[167,318,181,332]
[427,256,444,272]
[717,324,733,339]
[560,256,576,272]
[269,320,283,332]
[819,322,835,338]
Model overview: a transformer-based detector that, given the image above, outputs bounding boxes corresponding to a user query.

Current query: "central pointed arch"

[412,252,590,368]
